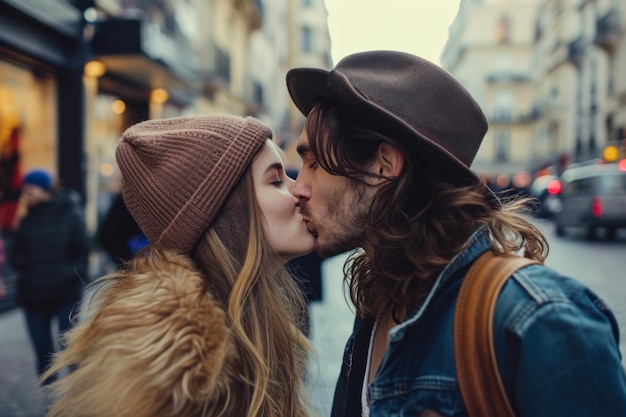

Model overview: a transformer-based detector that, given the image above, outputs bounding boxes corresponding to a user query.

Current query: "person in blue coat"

[9,169,90,384]
[286,50,626,417]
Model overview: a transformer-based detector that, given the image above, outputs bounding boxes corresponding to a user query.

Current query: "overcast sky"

[324,0,461,66]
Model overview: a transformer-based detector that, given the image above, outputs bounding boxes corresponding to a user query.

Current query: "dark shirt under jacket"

[10,192,89,309]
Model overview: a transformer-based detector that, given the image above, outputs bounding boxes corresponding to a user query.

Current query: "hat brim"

[287,68,334,117]
[286,67,502,206]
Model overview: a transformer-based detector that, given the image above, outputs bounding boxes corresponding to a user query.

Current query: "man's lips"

[304,220,318,238]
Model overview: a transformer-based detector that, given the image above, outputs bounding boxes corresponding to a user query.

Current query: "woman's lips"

[304,220,318,238]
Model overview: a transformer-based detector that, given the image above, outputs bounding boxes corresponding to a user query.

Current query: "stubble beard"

[306,184,370,259]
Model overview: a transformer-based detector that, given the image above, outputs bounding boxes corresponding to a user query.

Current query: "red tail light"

[547,179,562,195]
[591,196,603,217]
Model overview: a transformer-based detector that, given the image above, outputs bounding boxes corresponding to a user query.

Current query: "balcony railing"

[486,71,530,84]
[491,110,540,124]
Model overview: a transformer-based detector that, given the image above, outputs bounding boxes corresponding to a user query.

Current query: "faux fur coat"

[47,251,235,417]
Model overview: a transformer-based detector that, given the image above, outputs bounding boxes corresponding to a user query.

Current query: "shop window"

[0,60,56,231]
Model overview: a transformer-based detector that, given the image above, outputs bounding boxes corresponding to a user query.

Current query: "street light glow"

[84,60,106,78]
[603,145,619,162]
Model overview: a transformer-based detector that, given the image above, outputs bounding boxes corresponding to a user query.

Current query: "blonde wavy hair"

[43,168,314,417]
[192,169,313,417]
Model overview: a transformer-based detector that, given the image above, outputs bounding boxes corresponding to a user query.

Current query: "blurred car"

[553,162,626,240]
[529,175,562,218]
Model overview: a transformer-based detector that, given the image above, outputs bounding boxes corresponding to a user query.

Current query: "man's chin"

[314,238,357,259]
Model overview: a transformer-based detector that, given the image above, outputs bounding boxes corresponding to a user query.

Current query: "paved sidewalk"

[0,253,354,417]
[306,254,354,416]
[0,308,47,417]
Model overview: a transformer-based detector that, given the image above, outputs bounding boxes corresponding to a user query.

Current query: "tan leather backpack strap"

[454,251,539,417]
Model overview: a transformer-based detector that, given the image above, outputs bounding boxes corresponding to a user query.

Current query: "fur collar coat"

[48,251,235,417]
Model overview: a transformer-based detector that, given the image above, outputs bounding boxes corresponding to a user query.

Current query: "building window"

[496,16,511,44]
[495,52,513,71]
[216,47,231,83]
[301,26,313,52]
[550,86,559,106]
[494,107,512,122]
[253,82,264,106]
[494,91,513,122]
[495,130,510,162]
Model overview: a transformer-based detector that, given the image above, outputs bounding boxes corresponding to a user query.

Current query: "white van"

[553,162,626,240]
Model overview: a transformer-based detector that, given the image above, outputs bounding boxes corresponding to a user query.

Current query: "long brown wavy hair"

[43,168,313,417]
[193,168,313,417]
[305,103,549,323]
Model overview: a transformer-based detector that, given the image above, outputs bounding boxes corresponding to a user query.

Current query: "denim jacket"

[331,228,626,417]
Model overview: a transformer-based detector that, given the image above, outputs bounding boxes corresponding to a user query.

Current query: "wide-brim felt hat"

[286,50,491,188]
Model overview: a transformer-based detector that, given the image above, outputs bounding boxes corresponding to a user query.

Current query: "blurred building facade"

[0,0,331,235]
[249,0,331,161]
[442,0,626,182]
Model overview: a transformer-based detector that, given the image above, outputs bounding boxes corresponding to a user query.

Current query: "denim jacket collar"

[389,225,492,342]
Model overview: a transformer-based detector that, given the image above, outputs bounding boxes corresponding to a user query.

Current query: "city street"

[1,221,625,417]
[2,0,625,415]
[535,219,626,357]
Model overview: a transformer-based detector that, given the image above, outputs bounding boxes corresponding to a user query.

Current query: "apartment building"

[442,0,541,182]
[534,0,624,167]
[287,0,332,164]
[248,0,331,166]
[442,0,626,180]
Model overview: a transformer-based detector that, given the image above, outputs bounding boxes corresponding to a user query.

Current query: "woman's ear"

[376,142,404,179]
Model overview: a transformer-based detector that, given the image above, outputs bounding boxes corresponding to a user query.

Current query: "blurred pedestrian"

[44,115,316,417]
[9,169,90,384]
[96,191,147,267]
[287,50,626,416]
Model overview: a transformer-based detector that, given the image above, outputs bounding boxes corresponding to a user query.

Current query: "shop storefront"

[0,0,83,232]
[0,0,84,312]
[0,0,200,235]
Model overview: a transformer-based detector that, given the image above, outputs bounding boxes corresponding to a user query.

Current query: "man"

[10,169,89,384]
[286,50,626,417]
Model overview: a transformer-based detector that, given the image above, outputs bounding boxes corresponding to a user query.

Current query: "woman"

[44,115,316,417]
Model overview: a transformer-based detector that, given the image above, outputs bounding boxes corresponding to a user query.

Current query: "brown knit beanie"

[116,114,272,253]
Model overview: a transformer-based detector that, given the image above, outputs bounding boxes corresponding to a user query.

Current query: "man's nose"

[292,173,311,203]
